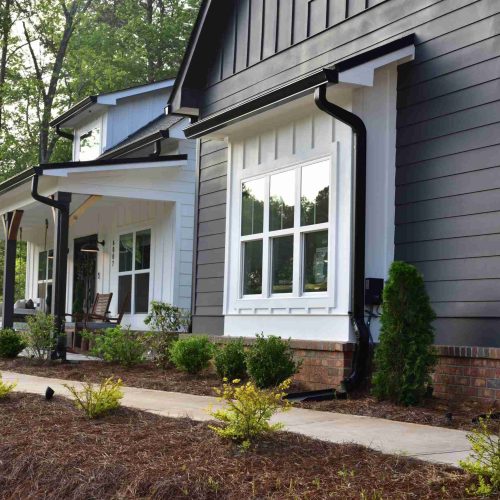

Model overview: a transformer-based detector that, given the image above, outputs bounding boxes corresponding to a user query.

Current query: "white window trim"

[117,228,152,315]
[226,150,338,313]
[74,116,104,161]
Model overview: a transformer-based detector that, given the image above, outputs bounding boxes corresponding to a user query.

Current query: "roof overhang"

[182,34,415,139]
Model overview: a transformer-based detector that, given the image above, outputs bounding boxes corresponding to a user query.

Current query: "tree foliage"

[372,261,437,406]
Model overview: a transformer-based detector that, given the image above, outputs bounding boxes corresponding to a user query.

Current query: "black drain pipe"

[314,82,370,393]
[31,172,71,361]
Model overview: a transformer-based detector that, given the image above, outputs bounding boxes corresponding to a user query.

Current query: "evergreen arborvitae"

[372,261,437,406]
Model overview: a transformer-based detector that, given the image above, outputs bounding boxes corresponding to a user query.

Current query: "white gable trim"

[97,79,175,106]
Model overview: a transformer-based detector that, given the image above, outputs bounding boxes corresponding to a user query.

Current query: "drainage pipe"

[314,82,370,392]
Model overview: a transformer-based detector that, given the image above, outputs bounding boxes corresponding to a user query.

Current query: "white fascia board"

[42,159,187,177]
[97,79,175,105]
[338,45,415,86]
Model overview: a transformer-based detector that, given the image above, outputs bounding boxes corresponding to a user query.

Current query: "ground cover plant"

[246,334,301,388]
[23,312,56,360]
[372,261,437,406]
[209,378,291,449]
[460,416,500,496]
[0,393,475,499]
[214,339,247,380]
[0,372,16,398]
[0,329,26,358]
[84,326,146,367]
[64,377,124,419]
[169,335,214,374]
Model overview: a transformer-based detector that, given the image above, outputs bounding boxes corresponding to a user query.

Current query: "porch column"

[51,192,71,360]
[2,210,23,329]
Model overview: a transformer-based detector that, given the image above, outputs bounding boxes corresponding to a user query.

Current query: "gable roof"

[51,77,176,128]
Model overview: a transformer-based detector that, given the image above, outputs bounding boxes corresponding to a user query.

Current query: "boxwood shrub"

[214,339,247,380]
[0,329,26,358]
[169,335,214,374]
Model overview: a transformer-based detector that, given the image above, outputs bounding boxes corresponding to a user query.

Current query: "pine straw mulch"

[0,393,478,500]
[0,357,223,396]
[300,390,500,434]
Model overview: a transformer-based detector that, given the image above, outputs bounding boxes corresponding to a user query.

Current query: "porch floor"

[3,370,472,467]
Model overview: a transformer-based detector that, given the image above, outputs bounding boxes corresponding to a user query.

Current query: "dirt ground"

[0,393,478,499]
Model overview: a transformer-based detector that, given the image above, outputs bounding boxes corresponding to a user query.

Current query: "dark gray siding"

[191,0,500,345]
[394,4,500,347]
[192,139,228,335]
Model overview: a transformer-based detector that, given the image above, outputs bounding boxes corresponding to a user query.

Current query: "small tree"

[23,312,56,360]
[372,261,436,406]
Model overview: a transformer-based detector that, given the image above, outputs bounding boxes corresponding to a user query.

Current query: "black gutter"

[49,96,97,128]
[314,82,370,393]
[0,168,35,196]
[182,34,415,139]
[99,130,170,159]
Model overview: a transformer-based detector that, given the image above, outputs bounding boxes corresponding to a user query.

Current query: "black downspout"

[55,125,74,142]
[31,173,71,361]
[314,83,370,393]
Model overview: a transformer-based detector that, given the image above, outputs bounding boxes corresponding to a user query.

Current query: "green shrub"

[0,372,16,398]
[209,378,292,449]
[85,326,146,367]
[143,301,191,367]
[169,335,214,374]
[246,334,301,388]
[372,261,437,406]
[64,377,123,419]
[460,416,500,496]
[214,339,247,380]
[23,312,56,360]
[0,329,26,358]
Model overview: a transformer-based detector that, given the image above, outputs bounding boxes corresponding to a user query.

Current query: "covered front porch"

[0,154,195,355]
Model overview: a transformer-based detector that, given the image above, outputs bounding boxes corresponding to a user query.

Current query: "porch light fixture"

[81,240,105,253]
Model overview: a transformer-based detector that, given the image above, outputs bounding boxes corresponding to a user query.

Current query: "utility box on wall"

[365,278,384,307]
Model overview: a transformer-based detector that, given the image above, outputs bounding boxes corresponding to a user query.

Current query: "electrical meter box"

[365,278,384,306]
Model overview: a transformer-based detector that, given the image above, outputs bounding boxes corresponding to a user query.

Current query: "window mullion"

[262,176,270,298]
[292,167,302,297]
[131,232,136,314]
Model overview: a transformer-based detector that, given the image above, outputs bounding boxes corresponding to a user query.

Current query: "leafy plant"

[0,372,16,398]
[246,334,301,388]
[84,326,146,368]
[209,378,292,449]
[23,312,56,360]
[372,261,437,406]
[169,336,214,374]
[460,416,500,496]
[64,377,124,419]
[214,339,247,381]
[0,329,26,358]
[143,301,191,367]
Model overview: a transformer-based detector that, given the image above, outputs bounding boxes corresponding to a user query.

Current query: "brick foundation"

[433,345,500,404]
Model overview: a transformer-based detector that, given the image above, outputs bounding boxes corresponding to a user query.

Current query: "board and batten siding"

[192,138,228,335]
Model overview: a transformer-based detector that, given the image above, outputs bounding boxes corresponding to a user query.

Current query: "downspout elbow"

[55,125,74,142]
[31,172,67,212]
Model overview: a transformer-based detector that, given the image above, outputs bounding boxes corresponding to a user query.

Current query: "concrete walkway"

[2,370,472,467]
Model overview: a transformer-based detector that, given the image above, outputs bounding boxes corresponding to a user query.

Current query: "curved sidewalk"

[2,370,472,467]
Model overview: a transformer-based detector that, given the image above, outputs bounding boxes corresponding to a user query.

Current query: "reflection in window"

[135,230,151,270]
[119,233,133,272]
[270,170,295,231]
[79,127,101,161]
[301,162,329,226]
[241,178,265,235]
[243,240,263,295]
[271,235,293,294]
[37,250,53,313]
[303,231,328,293]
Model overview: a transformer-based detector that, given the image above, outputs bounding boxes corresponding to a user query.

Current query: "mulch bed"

[0,357,223,396]
[0,393,477,499]
[300,390,500,434]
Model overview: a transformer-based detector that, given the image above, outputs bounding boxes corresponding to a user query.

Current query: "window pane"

[118,275,132,314]
[303,231,328,293]
[270,170,295,231]
[79,127,100,161]
[271,235,293,294]
[135,273,150,313]
[301,162,329,226]
[38,251,47,281]
[47,250,53,279]
[135,229,151,270]
[119,233,133,272]
[242,240,263,295]
[241,178,265,236]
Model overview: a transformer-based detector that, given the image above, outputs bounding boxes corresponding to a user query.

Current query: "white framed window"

[118,229,151,314]
[38,249,53,312]
[75,117,103,161]
[239,157,331,300]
